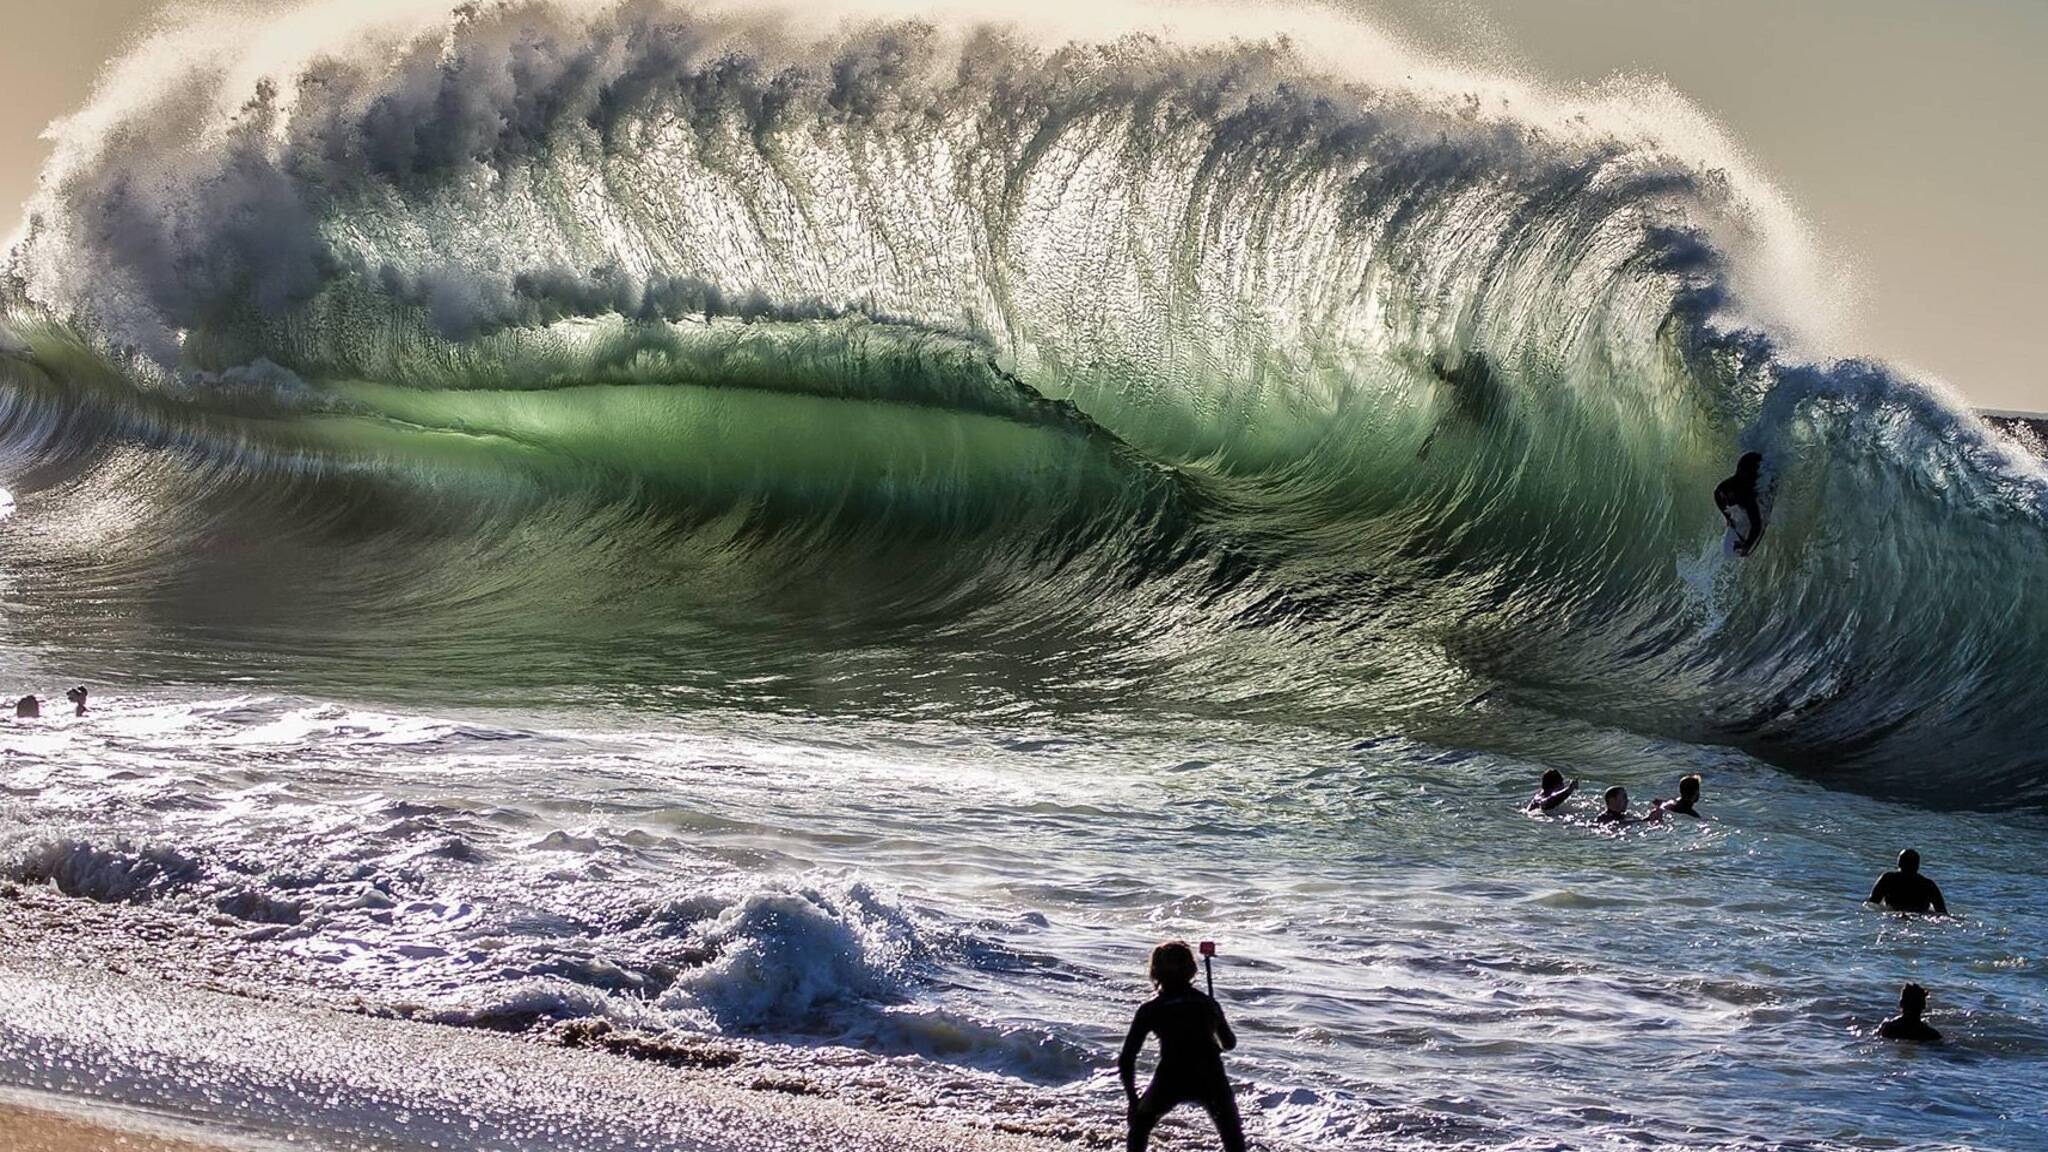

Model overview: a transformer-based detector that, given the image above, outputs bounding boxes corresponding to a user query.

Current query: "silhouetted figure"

[1715,452,1766,556]
[65,686,87,716]
[1119,941,1245,1152]
[1596,785,1663,827]
[1527,768,1578,813]
[13,695,38,719]
[1418,352,1503,460]
[1877,983,1942,1043]
[1653,774,1703,818]
[1866,849,1947,915]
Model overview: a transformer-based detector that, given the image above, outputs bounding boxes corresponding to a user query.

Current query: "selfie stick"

[1199,940,1217,997]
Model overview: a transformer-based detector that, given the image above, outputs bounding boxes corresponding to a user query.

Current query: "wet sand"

[0,1101,242,1152]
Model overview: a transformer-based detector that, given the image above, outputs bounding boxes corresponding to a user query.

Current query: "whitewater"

[0,1,2044,1148]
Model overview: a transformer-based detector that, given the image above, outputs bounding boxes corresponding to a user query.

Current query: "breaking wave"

[0,820,1091,1080]
[3,0,2046,800]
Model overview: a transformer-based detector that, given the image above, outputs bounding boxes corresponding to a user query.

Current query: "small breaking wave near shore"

[2,0,2046,802]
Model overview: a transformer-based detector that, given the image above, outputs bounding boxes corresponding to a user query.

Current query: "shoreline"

[0,956,1085,1152]
[0,1097,261,1152]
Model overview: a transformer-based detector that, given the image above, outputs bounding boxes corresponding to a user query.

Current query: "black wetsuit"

[1714,470,1765,555]
[1118,988,1244,1152]
[1868,870,1947,915]
[1878,1015,1942,1042]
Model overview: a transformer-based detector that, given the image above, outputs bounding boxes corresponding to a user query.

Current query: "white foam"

[5,838,202,904]
[661,877,931,1029]
[11,0,1833,366]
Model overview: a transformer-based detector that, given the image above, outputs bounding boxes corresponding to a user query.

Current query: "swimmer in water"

[1596,785,1663,827]
[1865,849,1948,916]
[1119,941,1245,1152]
[1652,774,1703,818]
[1527,768,1579,814]
[13,695,38,719]
[1714,452,1766,556]
[65,686,87,716]
[1877,983,1942,1043]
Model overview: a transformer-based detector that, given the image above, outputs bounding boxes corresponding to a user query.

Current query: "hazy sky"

[1,0,2042,409]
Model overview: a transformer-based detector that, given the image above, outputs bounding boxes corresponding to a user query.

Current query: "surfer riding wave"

[1715,452,1767,557]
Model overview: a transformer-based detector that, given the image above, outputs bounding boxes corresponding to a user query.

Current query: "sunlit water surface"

[2,691,2041,1150]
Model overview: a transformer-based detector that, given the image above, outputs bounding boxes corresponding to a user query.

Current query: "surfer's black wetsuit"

[1867,869,1947,915]
[1878,1014,1942,1042]
[1715,452,1766,556]
[1118,987,1245,1152]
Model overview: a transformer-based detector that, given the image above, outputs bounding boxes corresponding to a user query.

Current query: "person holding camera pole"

[1117,939,1246,1152]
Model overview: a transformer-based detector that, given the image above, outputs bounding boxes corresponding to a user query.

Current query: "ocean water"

[1,1,2046,1148]
[3,692,2044,1149]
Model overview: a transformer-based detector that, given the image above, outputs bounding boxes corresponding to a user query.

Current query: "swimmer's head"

[1148,940,1199,991]
[1540,769,1565,792]
[1737,452,1762,477]
[1679,774,1701,801]
[1900,983,1927,1017]
[1899,849,1920,874]
[1603,786,1628,814]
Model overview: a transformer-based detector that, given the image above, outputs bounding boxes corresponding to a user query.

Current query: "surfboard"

[1723,506,1755,557]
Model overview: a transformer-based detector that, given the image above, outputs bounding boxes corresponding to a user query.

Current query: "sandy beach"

[0,1100,246,1152]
